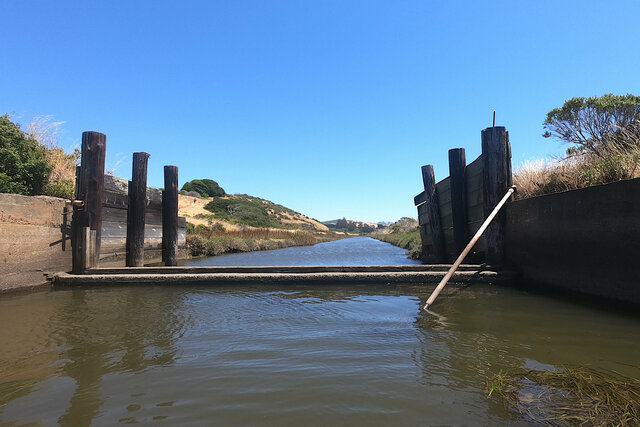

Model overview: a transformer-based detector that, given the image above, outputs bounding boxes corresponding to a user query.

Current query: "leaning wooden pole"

[126,152,150,267]
[162,165,179,266]
[423,186,516,311]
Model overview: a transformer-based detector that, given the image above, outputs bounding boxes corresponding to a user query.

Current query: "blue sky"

[2,1,638,222]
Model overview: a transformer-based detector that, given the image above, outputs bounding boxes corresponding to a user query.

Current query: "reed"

[487,367,640,426]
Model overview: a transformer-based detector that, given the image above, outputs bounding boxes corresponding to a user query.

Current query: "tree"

[181,178,225,198]
[0,115,51,195]
[543,94,640,157]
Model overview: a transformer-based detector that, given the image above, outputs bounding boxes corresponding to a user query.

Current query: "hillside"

[179,194,329,232]
[322,218,383,233]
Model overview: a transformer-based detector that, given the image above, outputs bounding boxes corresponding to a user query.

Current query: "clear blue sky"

[2,1,638,222]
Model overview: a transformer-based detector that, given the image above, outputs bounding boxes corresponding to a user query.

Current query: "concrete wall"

[0,194,70,293]
[505,177,640,304]
[1,176,187,292]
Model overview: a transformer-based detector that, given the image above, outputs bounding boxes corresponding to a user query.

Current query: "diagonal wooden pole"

[423,186,516,311]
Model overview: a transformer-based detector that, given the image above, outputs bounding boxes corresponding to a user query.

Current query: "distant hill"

[179,194,328,232]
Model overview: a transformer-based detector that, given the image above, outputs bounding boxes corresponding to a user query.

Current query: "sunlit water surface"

[1,238,639,425]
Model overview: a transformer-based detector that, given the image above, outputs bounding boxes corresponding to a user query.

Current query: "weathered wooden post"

[72,131,106,273]
[448,148,468,256]
[421,165,446,263]
[126,152,150,267]
[481,126,512,265]
[162,165,179,266]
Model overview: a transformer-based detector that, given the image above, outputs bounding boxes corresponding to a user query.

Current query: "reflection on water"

[0,283,639,425]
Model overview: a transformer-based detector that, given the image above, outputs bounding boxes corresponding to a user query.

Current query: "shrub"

[0,115,51,195]
[182,178,225,197]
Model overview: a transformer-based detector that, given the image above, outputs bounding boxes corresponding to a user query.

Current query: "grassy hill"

[179,194,328,232]
[179,193,337,257]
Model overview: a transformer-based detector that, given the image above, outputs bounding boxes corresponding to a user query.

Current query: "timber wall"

[417,155,486,262]
[101,175,187,263]
[0,176,186,292]
[505,177,640,305]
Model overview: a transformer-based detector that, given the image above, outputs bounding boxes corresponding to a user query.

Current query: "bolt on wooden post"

[162,165,179,266]
[72,131,106,273]
[481,126,512,265]
[126,152,150,267]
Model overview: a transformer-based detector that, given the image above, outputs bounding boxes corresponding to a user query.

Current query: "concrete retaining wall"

[0,194,70,292]
[505,177,640,304]
[1,176,186,292]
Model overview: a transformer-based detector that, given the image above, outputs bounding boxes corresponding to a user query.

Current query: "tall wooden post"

[126,152,150,267]
[72,131,106,273]
[421,165,446,263]
[481,126,512,265]
[448,148,468,256]
[162,165,179,266]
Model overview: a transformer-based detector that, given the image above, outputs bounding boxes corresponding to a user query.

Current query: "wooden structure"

[71,132,186,272]
[414,126,512,265]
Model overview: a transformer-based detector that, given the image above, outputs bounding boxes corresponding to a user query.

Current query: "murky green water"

[1,240,639,425]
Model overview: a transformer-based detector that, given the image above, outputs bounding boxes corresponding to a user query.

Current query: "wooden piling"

[162,165,179,266]
[449,148,468,255]
[421,165,446,263]
[126,152,150,267]
[481,126,512,265]
[72,132,106,273]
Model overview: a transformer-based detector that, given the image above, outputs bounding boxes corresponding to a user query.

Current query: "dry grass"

[513,146,640,200]
[487,367,640,426]
[25,116,78,197]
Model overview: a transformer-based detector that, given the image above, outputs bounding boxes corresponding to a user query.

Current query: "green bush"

[182,178,225,197]
[0,115,51,195]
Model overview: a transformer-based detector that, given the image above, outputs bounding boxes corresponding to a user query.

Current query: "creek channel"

[0,237,638,425]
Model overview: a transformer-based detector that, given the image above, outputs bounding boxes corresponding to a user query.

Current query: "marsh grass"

[487,367,640,426]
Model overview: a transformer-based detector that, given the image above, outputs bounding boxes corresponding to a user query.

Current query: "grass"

[486,367,640,425]
[514,146,640,200]
[186,223,344,257]
[371,230,421,259]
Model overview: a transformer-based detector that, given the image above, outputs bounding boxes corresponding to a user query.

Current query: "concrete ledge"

[51,268,515,287]
[84,264,496,275]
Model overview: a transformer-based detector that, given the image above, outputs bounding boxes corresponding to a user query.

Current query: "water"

[185,236,422,266]
[1,238,639,425]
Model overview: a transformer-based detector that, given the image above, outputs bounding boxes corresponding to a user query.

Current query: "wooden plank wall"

[101,175,186,263]
[416,154,485,262]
